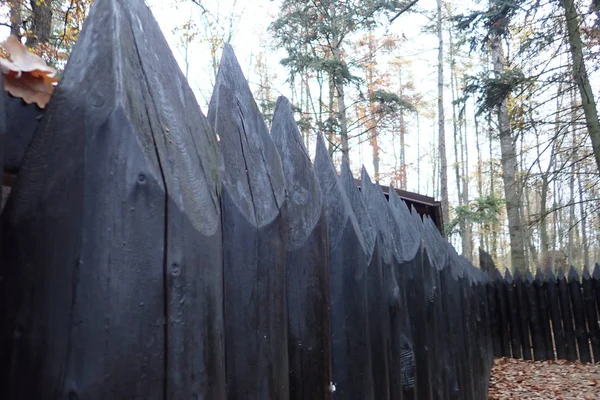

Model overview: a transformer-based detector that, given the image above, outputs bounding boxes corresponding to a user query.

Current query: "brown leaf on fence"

[0,35,58,108]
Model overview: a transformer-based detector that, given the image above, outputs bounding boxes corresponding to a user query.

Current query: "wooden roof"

[353,179,444,236]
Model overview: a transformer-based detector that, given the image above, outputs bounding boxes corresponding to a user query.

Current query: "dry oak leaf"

[0,35,58,108]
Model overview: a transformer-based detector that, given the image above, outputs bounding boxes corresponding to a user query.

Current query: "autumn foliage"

[0,35,58,108]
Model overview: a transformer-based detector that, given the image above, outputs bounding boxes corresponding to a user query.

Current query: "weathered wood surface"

[545,268,567,359]
[505,270,523,359]
[479,248,496,274]
[208,45,288,399]
[582,267,600,362]
[271,97,332,399]
[493,269,511,357]
[360,171,412,399]
[487,269,502,358]
[514,270,532,360]
[568,267,591,363]
[524,271,546,360]
[314,135,373,400]
[594,265,600,359]
[388,185,432,399]
[0,2,498,398]
[3,95,43,173]
[1,0,226,398]
[488,265,600,364]
[557,268,578,361]
[412,211,445,400]
[535,269,555,359]
[0,76,5,262]
[339,158,390,400]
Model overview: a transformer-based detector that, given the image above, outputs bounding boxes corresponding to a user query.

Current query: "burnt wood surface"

[271,97,332,399]
[1,0,226,398]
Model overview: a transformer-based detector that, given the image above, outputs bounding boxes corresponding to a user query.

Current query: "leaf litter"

[489,357,600,399]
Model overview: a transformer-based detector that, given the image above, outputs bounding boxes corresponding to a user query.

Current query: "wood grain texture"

[514,270,532,360]
[314,135,374,400]
[359,170,413,400]
[567,267,591,363]
[505,270,523,359]
[208,44,288,400]
[339,158,390,400]
[271,97,331,400]
[0,0,226,398]
[524,271,546,360]
[557,268,578,361]
[535,269,555,360]
[545,269,567,359]
[582,267,600,362]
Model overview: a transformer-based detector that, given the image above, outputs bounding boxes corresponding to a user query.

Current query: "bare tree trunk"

[398,65,407,189]
[328,71,336,156]
[491,34,527,274]
[366,33,380,181]
[9,0,22,37]
[330,7,349,158]
[475,114,488,251]
[561,0,600,175]
[437,0,450,230]
[488,112,498,261]
[27,0,53,48]
[578,172,590,267]
[417,112,421,192]
[568,94,577,266]
[461,89,473,261]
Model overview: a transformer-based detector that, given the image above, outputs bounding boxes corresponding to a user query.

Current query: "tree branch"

[390,0,419,23]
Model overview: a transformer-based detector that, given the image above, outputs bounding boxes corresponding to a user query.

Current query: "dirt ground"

[489,358,600,399]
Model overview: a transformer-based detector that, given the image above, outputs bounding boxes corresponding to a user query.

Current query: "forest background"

[2,0,600,275]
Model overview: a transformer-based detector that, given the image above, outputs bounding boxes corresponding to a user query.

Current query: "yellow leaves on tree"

[0,35,58,109]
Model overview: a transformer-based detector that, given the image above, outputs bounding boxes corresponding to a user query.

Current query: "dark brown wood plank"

[340,158,390,400]
[557,268,578,361]
[208,44,288,399]
[568,267,591,363]
[582,267,600,363]
[271,97,332,399]
[314,136,373,400]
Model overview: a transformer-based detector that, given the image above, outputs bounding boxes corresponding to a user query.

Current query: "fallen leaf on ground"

[489,357,600,399]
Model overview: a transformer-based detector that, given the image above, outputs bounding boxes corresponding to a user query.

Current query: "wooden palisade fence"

[488,265,600,364]
[0,0,494,398]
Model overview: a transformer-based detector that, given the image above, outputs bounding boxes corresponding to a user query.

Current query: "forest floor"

[489,357,600,399]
